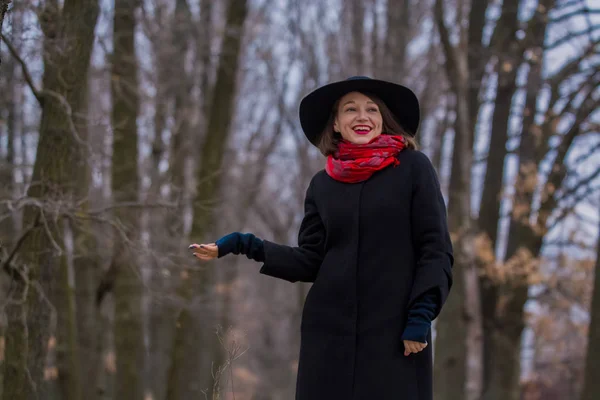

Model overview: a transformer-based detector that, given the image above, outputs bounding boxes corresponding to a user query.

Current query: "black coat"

[259,149,453,400]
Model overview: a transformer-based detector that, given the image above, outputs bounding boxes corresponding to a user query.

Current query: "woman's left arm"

[407,151,454,321]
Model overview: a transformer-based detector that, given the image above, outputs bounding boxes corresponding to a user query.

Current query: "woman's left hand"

[189,243,219,260]
[403,340,427,356]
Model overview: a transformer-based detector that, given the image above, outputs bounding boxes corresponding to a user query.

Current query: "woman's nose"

[357,110,368,120]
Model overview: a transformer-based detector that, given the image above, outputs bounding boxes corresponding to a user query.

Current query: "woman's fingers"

[189,243,218,259]
[403,340,428,356]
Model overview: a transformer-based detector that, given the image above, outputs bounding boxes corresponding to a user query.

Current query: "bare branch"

[551,184,600,227]
[1,213,41,279]
[434,0,460,84]
[571,140,600,166]
[550,7,600,24]
[537,78,600,228]
[545,38,600,92]
[545,25,600,50]
[0,2,10,59]
[0,32,43,105]
[559,165,600,205]
[87,201,179,216]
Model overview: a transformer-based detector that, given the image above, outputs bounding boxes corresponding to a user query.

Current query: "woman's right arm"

[193,180,326,283]
[259,180,325,283]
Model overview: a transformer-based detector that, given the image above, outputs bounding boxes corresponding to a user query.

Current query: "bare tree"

[110,0,144,399]
[1,0,100,398]
[432,0,480,397]
[581,202,600,400]
[165,0,249,398]
[0,1,10,64]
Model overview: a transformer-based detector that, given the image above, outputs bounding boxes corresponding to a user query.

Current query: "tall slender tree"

[111,0,143,398]
[0,1,10,55]
[581,202,600,400]
[432,0,480,398]
[477,0,524,394]
[2,0,99,399]
[165,0,249,398]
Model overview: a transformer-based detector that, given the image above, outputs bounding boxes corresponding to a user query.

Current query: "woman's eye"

[368,108,379,112]
[345,107,356,112]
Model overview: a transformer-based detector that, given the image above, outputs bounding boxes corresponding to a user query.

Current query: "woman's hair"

[317,92,418,156]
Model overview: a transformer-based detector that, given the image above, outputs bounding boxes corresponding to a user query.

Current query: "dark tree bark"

[476,0,522,394]
[165,0,249,398]
[581,203,600,400]
[483,8,599,400]
[111,0,143,399]
[0,28,16,250]
[432,2,476,399]
[349,0,365,75]
[0,7,15,396]
[382,0,410,81]
[72,70,102,396]
[0,1,10,65]
[146,1,194,398]
[2,1,99,399]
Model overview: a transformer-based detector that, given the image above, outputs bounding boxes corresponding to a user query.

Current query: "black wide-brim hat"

[299,76,420,146]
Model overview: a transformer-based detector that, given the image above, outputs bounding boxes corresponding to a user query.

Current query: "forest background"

[0,0,599,399]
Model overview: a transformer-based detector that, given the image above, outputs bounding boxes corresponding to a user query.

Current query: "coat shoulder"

[310,169,329,188]
[397,149,435,169]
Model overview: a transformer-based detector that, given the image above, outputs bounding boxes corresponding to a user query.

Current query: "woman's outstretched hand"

[403,340,427,356]
[189,243,218,260]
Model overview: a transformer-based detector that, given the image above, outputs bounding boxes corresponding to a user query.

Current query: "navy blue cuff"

[215,232,265,262]
[401,320,430,343]
[401,289,439,343]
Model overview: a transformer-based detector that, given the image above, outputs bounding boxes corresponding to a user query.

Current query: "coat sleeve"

[408,151,454,319]
[259,179,325,283]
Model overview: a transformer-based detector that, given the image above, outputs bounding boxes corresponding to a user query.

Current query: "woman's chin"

[346,133,379,145]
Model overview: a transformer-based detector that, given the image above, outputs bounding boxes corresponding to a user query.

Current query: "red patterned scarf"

[325,135,407,183]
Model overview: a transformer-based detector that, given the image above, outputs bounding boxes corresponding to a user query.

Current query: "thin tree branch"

[545,25,600,50]
[0,1,11,64]
[550,7,600,24]
[86,201,179,216]
[1,213,42,279]
[550,183,600,227]
[0,32,43,105]
[434,0,460,85]
[559,166,600,205]
[571,141,600,166]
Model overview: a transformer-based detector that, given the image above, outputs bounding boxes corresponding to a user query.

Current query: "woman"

[190,76,453,400]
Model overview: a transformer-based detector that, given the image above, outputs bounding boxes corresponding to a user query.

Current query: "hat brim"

[299,78,420,147]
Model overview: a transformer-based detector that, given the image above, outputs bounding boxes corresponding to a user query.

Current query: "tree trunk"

[111,0,143,399]
[481,3,556,399]
[165,1,248,399]
[477,0,521,394]
[0,1,10,57]
[349,0,365,75]
[581,205,600,400]
[0,30,16,400]
[146,2,193,399]
[2,1,99,399]
[466,0,490,129]
[432,1,477,399]
[0,34,16,249]
[72,108,102,397]
[382,0,410,81]
[432,94,473,400]
[73,219,102,394]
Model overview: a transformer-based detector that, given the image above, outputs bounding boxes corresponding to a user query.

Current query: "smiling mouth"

[353,125,372,135]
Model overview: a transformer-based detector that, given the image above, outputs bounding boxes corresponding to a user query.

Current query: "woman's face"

[333,92,383,145]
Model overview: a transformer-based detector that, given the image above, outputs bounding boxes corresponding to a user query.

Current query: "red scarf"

[326,135,407,183]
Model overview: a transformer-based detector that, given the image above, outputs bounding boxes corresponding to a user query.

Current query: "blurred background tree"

[0,0,598,399]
